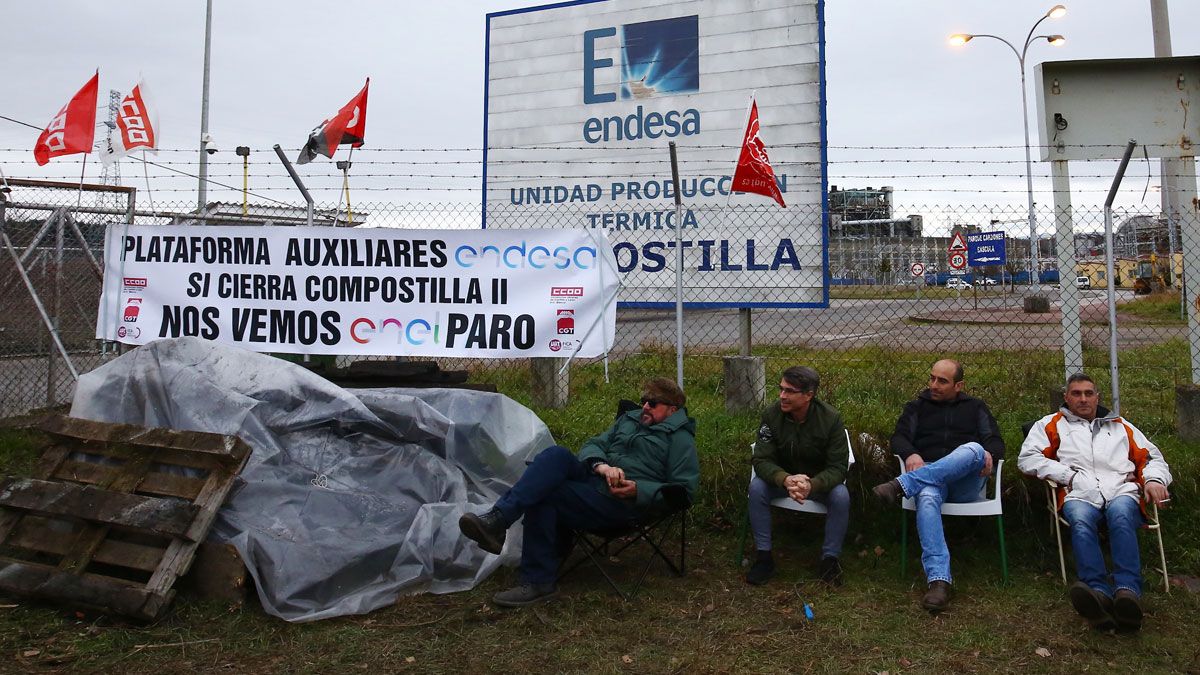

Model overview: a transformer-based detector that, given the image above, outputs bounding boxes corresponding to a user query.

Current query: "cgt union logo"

[556,309,575,335]
[123,298,142,323]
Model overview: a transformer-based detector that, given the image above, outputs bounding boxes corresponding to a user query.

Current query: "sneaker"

[818,556,844,586]
[921,580,951,613]
[1112,588,1143,631]
[1068,582,1116,630]
[493,582,558,608]
[872,479,904,506]
[745,551,775,586]
[459,508,508,555]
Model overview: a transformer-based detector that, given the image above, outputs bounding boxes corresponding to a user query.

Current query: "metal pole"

[669,141,684,389]
[197,0,213,214]
[273,145,315,227]
[1020,65,1039,287]
[1104,141,1138,416]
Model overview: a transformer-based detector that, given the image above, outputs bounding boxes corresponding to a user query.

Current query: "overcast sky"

[1,0,1197,220]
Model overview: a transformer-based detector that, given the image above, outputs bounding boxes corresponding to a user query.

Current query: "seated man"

[746,366,850,586]
[458,377,699,608]
[872,358,1004,613]
[1018,373,1171,632]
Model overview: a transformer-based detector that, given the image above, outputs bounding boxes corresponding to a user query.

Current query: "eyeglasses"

[640,397,665,407]
[779,385,806,395]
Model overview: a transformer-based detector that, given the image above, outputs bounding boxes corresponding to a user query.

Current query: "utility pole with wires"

[98,89,123,212]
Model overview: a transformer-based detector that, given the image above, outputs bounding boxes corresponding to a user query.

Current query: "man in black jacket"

[872,359,1005,613]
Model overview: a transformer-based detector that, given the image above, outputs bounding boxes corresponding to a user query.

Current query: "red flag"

[298,78,369,164]
[34,71,99,166]
[730,98,785,208]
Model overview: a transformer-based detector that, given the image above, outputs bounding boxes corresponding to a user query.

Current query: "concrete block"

[531,357,569,409]
[1176,384,1200,443]
[724,356,765,413]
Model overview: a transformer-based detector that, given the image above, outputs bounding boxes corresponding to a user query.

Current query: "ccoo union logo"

[582,15,701,144]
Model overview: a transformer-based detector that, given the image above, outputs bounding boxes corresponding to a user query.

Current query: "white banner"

[96,225,619,358]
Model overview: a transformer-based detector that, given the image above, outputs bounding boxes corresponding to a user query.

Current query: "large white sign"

[484,0,828,308]
[96,225,618,358]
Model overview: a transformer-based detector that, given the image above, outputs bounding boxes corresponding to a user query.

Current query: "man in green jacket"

[747,366,850,585]
[459,377,699,607]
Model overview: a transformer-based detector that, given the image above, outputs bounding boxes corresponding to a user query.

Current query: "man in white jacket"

[1018,373,1171,632]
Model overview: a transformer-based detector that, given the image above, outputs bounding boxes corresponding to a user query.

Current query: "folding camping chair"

[1042,482,1170,593]
[554,399,693,600]
[896,456,1009,584]
[735,429,855,565]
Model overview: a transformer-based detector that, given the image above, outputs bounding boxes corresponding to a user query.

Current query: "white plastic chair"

[736,430,854,563]
[1044,481,1169,593]
[896,455,1008,583]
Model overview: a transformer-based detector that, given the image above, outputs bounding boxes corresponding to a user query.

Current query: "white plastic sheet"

[70,337,551,621]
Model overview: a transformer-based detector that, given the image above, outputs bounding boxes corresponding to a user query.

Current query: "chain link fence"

[2,177,1198,426]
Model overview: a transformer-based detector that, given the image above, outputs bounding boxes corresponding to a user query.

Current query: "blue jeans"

[747,477,849,559]
[494,446,636,585]
[1062,495,1143,598]
[897,442,988,585]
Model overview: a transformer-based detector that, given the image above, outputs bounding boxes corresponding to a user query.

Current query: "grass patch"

[1118,292,1185,324]
[0,343,1197,672]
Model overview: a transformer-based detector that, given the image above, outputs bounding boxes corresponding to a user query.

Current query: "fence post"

[531,357,569,409]
[1051,160,1083,378]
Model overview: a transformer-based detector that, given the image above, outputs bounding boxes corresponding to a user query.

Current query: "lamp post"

[950,4,1066,288]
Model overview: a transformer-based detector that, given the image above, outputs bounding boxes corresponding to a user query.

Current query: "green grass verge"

[0,343,1197,672]
[1119,292,1185,324]
[830,286,1010,300]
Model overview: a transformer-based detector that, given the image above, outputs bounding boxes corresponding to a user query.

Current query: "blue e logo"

[583,27,617,104]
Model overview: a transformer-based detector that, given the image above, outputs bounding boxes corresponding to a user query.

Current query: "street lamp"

[950,4,1066,288]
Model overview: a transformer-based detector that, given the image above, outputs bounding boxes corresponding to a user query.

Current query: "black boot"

[459,508,508,555]
[746,550,775,585]
[819,556,844,586]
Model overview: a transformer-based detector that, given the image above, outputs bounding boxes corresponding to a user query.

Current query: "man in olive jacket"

[459,377,699,608]
[747,366,850,586]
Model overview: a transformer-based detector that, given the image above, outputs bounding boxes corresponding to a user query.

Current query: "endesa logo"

[453,242,596,270]
[582,15,701,144]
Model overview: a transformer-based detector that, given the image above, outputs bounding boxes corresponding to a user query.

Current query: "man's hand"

[979,451,994,478]
[784,474,811,503]
[595,463,625,488]
[1145,481,1170,508]
[608,479,637,499]
[904,455,926,472]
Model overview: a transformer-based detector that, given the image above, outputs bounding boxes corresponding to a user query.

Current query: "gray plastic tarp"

[69,337,551,622]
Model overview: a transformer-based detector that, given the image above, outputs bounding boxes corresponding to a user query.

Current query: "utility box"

[1035,56,1200,161]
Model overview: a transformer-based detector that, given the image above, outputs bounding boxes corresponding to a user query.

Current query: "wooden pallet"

[0,416,250,620]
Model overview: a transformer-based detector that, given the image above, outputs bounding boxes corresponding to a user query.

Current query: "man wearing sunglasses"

[872,358,1005,613]
[746,366,850,586]
[459,377,698,608]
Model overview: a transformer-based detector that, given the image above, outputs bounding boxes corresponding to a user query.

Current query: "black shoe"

[1069,582,1116,631]
[1113,588,1143,632]
[459,508,508,555]
[493,582,558,608]
[921,580,951,613]
[745,551,775,585]
[819,556,844,586]
[872,479,904,506]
